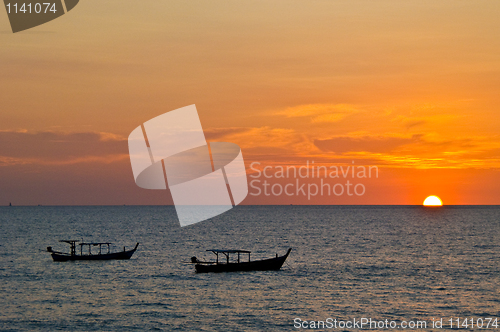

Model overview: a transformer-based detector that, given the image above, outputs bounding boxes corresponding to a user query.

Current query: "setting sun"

[423,195,443,206]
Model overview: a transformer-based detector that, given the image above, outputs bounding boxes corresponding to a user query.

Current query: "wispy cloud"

[0,130,128,166]
[314,134,424,154]
[391,113,464,130]
[204,127,252,141]
[274,104,360,123]
[312,133,500,169]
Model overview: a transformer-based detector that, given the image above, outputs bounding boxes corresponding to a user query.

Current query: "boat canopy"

[206,249,252,264]
[59,240,112,245]
[207,249,251,253]
[58,240,114,256]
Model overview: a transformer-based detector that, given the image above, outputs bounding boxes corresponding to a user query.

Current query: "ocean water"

[1,205,499,331]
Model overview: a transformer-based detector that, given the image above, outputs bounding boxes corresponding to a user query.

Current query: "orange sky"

[1,1,499,205]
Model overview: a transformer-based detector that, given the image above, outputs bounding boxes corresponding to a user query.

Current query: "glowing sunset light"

[423,195,443,206]
[2,2,500,205]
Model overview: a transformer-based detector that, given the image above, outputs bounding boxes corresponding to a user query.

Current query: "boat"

[191,248,292,273]
[47,240,139,261]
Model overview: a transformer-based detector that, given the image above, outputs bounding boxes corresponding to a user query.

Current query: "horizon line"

[2,204,499,207]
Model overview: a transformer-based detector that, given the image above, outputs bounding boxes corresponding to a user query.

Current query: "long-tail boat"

[47,240,139,261]
[191,248,291,273]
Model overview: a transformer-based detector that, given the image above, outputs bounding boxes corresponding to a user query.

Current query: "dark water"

[1,206,499,331]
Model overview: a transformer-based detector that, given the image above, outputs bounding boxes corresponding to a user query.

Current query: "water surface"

[1,206,499,331]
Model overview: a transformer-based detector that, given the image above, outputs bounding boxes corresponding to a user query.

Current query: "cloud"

[202,126,301,149]
[311,132,500,169]
[202,126,320,161]
[203,127,252,140]
[0,130,128,166]
[314,134,424,154]
[403,119,427,129]
[275,104,360,123]
[391,111,465,131]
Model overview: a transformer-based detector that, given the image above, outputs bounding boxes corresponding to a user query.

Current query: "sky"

[1,0,499,205]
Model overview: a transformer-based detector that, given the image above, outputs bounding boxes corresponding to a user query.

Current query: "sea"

[1,205,499,331]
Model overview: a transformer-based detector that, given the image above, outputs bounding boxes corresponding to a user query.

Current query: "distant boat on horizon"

[47,240,139,261]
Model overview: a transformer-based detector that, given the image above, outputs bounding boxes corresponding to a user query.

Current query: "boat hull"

[50,244,139,262]
[195,248,291,273]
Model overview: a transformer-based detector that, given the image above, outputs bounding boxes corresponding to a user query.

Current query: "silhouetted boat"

[191,248,292,273]
[47,240,139,261]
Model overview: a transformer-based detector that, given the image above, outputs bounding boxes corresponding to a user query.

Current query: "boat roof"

[59,240,112,245]
[207,249,251,254]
